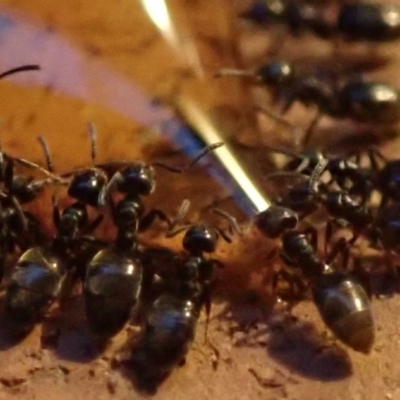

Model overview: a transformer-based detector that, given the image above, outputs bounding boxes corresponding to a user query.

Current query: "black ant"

[0,137,66,283]
[218,204,374,353]
[217,59,400,131]
[265,154,375,249]
[241,0,400,43]
[83,134,223,342]
[265,144,376,206]
[259,205,374,353]
[131,200,229,392]
[4,136,104,333]
[83,186,151,341]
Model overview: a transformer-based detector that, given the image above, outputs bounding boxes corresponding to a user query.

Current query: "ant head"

[255,206,298,239]
[115,163,156,196]
[256,60,293,87]
[68,169,107,207]
[182,225,219,254]
[11,176,41,204]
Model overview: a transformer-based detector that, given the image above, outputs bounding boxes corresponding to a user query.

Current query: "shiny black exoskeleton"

[266,148,376,223]
[338,3,400,42]
[241,0,334,38]
[83,196,145,340]
[218,61,400,125]
[307,159,374,239]
[242,0,400,42]
[79,133,222,340]
[132,213,227,392]
[4,139,102,331]
[83,161,167,340]
[4,198,103,331]
[0,144,62,282]
[64,125,157,208]
[254,205,374,353]
[336,81,400,124]
[66,124,222,209]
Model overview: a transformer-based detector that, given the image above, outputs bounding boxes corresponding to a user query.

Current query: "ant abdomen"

[132,294,199,392]
[84,247,143,339]
[313,271,374,354]
[338,81,400,124]
[4,247,66,330]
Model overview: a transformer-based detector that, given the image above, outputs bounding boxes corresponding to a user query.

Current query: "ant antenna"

[38,136,54,173]
[36,136,66,192]
[14,156,63,182]
[87,122,97,165]
[0,65,40,80]
[153,142,224,173]
[215,68,258,81]
[166,199,192,237]
[309,158,329,191]
[212,208,243,236]
[254,105,307,146]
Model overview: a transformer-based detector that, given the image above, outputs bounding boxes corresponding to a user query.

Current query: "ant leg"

[101,172,120,206]
[353,257,373,299]
[325,220,334,257]
[325,237,349,266]
[10,195,28,232]
[139,209,172,232]
[280,94,297,115]
[4,157,13,191]
[260,247,278,291]
[272,268,306,312]
[302,111,322,147]
[302,226,318,253]
[199,282,213,342]
[0,249,6,284]
[254,104,297,130]
[52,196,61,231]
[83,215,104,234]
[210,258,225,270]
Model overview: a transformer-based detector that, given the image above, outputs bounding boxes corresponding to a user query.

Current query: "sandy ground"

[0,0,399,399]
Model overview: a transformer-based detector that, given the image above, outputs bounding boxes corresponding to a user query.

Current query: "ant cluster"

[0,80,226,391]
[213,0,400,363]
[4,0,400,393]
